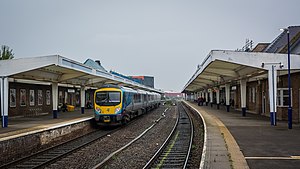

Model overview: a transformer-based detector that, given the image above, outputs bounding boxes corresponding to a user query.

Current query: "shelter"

[0,55,162,128]
[183,26,300,125]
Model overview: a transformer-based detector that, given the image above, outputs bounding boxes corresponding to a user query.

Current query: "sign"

[68,89,75,93]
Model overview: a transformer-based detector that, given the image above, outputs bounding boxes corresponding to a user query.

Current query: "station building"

[183,26,300,125]
[0,56,162,128]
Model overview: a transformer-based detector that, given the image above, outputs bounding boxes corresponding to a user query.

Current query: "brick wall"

[9,82,52,117]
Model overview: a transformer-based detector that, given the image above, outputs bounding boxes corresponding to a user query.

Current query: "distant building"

[164,92,185,100]
[84,59,107,72]
[130,76,155,88]
[109,70,155,88]
[251,43,270,52]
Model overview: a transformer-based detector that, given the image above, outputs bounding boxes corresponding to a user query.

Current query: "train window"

[95,91,121,106]
[134,94,142,103]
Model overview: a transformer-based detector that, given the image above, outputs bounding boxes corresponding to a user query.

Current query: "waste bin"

[67,105,75,112]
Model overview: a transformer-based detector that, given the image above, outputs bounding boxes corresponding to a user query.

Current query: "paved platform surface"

[186,101,300,169]
[0,109,94,140]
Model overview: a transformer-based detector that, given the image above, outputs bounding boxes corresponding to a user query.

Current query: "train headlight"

[115,107,121,114]
[96,107,101,113]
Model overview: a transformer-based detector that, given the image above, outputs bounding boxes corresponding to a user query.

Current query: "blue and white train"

[94,85,161,125]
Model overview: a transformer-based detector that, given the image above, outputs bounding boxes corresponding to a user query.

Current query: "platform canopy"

[0,55,163,93]
[182,50,300,93]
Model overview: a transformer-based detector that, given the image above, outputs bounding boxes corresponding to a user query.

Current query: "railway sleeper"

[20,161,43,165]
[30,159,48,162]
[16,164,38,168]
[160,155,187,158]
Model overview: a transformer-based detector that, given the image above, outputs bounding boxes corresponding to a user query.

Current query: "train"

[94,85,161,125]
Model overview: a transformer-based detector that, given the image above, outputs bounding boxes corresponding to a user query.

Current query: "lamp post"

[280,28,292,129]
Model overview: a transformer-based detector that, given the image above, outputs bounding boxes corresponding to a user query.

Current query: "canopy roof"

[0,55,163,93]
[182,50,300,92]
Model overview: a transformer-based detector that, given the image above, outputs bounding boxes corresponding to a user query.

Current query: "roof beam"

[194,78,214,84]
[86,78,109,86]
[58,73,86,82]
[205,68,239,77]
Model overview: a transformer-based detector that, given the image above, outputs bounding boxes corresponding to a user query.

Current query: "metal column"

[216,87,220,109]
[225,84,230,112]
[1,77,9,127]
[268,66,277,126]
[209,89,213,107]
[81,86,85,114]
[240,79,247,116]
[52,82,58,118]
[205,90,208,106]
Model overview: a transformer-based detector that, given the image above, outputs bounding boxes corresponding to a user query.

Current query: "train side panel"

[94,85,161,126]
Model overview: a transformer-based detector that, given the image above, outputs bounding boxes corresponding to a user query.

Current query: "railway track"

[1,126,118,169]
[92,108,169,169]
[143,102,193,169]
[1,107,169,169]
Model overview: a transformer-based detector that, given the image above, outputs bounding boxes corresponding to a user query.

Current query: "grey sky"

[1,0,299,92]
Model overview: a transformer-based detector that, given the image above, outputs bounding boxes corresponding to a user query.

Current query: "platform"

[0,109,94,140]
[185,101,300,169]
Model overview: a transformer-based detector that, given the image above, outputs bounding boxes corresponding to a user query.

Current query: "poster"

[46,90,51,105]
[38,90,43,105]
[30,90,35,106]
[10,89,16,107]
[20,89,26,106]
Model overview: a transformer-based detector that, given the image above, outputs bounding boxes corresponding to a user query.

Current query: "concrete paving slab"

[184,101,249,169]
[187,101,300,169]
[0,109,94,139]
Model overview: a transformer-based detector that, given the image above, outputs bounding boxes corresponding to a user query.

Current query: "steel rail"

[1,128,115,169]
[143,102,193,169]
[92,108,169,169]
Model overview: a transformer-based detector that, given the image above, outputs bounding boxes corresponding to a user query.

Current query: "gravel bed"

[103,106,177,169]
[44,106,175,169]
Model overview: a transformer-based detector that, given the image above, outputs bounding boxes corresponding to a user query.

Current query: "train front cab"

[94,87,124,125]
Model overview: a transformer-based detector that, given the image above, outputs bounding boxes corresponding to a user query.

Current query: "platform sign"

[46,90,51,105]
[10,89,16,107]
[68,89,75,93]
[20,89,26,106]
[30,90,35,106]
[38,90,43,105]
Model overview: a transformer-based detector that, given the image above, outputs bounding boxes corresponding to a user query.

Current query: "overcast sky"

[1,0,299,92]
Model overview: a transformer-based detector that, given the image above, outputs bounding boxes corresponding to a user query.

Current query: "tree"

[0,45,14,60]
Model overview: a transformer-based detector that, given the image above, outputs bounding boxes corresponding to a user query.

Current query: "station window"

[252,87,256,103]
[277,88,292,107]
[248,87,256,103]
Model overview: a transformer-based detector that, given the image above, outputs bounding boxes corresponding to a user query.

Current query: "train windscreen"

[95,91,121,106]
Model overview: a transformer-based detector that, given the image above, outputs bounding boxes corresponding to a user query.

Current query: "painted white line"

[0,117,93,141]
[245,156,300,160]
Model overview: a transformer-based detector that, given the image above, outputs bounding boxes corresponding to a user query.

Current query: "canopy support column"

[209,89,213,107]
[268,65,278,126]
[1,77,9,128]
[52,82,58,119]
[81,86,85,114]
[216,87,220,109]
[205,90,208,106]
[225,84,230,112]
[240,79,247,116]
